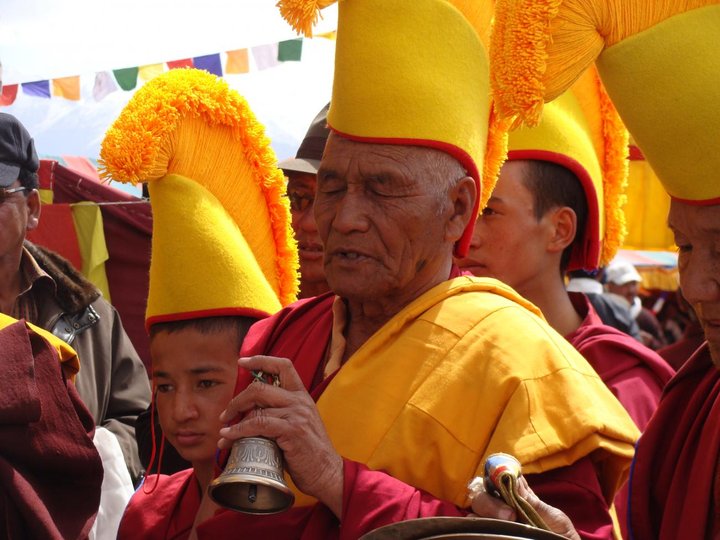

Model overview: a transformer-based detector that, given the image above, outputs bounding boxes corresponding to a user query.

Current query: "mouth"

[298,242,324,261]
[457,260,488,275]
[330,249,373,263]
[173,431,205,446]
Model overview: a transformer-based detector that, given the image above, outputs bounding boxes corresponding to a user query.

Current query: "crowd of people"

[1,0,719,539]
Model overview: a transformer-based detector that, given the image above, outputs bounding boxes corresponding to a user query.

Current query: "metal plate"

[359,517,566,540]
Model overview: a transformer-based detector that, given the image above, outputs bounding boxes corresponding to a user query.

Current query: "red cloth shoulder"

[0,320,102,540]
[118,469,197,540]
[629,345,720,540]
[236,293,335,394]
[566,292,674,430]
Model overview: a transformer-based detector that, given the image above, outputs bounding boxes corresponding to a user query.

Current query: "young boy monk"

[98,68,298,539]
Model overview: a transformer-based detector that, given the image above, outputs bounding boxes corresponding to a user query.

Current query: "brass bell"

[208,436,295,514]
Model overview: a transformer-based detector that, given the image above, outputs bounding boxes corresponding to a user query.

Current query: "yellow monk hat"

[490,0,720,205]
[506,66,629,270]
[99,69,298,328]
[277,0,507,256]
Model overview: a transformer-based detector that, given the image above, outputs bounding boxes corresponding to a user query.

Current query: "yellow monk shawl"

[291,276,639,508]
[0,313,80,382]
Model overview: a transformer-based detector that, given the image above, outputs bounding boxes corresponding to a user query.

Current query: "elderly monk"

[206,1,638,539]
[488,0,720,538]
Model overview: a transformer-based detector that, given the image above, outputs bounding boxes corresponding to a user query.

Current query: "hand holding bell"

[216,356,345,518]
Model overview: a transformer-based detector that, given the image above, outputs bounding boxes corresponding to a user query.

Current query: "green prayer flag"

[113,67,139,91]
[278,39,303,62]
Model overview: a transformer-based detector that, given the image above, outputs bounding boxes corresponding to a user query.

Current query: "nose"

[295,207,318,234]
[328,189,370,234]
[680,252,720,305]
[171,389,199,423]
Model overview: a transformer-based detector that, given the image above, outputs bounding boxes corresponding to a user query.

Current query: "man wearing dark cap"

[0,112,150,482]
[278,103,331,298]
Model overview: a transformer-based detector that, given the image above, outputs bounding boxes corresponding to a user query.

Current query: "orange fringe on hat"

[594,69,628,266]
[277,0,337,36]
[491,0,712,126]
[99,69,298,306]
[481,108,510,209]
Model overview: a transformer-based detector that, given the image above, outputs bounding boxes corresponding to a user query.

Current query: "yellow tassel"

[276,0,337,37]
[490,0,562,127]
[595,70,629,266]
[480,106,510,210]
[491,0,716,127]
[99,68,299,305]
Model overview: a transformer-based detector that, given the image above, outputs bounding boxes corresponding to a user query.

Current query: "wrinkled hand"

[469,475,580,540]
[218,356,344,517]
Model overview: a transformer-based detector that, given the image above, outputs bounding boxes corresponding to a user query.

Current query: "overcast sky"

[1,0,337,161]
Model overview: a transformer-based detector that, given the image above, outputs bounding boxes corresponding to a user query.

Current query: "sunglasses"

[0,186,29,203]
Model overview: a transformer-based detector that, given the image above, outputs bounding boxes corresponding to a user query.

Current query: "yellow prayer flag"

[138,63,165,82]
[51,76,81,101]
[225,49,249,74]
[70,202,112,301]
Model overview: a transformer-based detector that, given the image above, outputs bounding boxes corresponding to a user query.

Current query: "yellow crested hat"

[278,0,507,256]
[506,66,629,270]
[99,69,298,329]
[490,0,720,205]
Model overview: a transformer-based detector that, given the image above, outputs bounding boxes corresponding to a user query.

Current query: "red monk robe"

[629,342,720,540]
[0,318,103,540]
[121,278,635,540]
[566,292,675,431]
[566,292,675,539]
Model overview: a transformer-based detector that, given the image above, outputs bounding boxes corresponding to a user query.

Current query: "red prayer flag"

[167,59,194,69]
[26,204,83,271]
[0,84,18,106]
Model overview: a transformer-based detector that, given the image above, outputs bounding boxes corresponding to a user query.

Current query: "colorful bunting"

[139,63,164,82]
[278,39,303,61]
[167,59,194,70]
[93,71,118,102]
[22,80,51,98]
[113,67,139,91]
[193,53,223,77]
[0,84,18,106]
[2,34,330,107]
[252,43,280,70]
[52,76,81,101]
[225,49,249,74]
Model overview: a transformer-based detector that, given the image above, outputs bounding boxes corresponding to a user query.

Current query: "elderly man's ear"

[444,176,477,243]
[25,189,41,232]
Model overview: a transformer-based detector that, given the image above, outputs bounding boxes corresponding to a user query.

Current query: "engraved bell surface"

[208,436,295,514]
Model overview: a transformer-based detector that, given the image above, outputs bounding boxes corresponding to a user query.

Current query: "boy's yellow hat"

[506,67,629,270]
[278,0,507,256]
[99,69,298,328]
[490,0,720,205]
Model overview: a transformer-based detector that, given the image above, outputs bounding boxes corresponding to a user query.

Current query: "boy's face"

[457,160,552,294]
[151,327,239,467]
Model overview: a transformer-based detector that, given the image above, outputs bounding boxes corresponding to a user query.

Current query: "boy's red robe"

[629,343,720,539]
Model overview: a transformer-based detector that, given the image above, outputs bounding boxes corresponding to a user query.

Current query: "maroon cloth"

[565,293,675,539]
[629,343,720,540]
[658,320,706,371]
[566,292,675,431]
[0,320,103,539]
[50,161,153,373]
[118,469,199,540]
